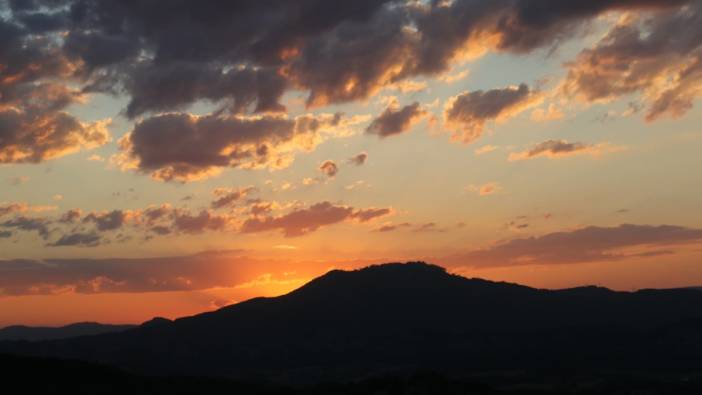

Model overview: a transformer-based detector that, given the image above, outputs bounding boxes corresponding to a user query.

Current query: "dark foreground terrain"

[3,353,702,395]
[0,322,136,341]
[3,262,702,390]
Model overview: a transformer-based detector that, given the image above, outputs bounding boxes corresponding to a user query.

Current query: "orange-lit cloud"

[530,104,565,122]
[466,182,502,196]
[445,224,702,267]
[366,101,427,138]
[474,145,498,155]
[561,4,702,122]
[115,112,365,182]
[211,186,257,210]
[508,140,624,161]
[241,201,390,237]
[347,152,368,166]
[444,84,542,144]
[319,160,339,178]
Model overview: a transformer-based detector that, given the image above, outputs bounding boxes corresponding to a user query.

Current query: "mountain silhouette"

[0,322,136,342]
[3,262,702,382]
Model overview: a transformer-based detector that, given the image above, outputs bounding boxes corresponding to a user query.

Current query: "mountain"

[0,322,136,341]
[3,262,702,382]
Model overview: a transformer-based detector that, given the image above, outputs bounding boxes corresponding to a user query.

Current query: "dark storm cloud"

[447,224,702,267]
[366,102,426,138]
[490,0,691,53]
[124,64,288,118]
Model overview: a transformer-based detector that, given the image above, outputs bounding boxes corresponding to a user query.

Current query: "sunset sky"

[1,0,702,326]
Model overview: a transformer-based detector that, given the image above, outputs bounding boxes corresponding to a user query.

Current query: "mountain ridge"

[2,262,702,382]
[0,322,136,342]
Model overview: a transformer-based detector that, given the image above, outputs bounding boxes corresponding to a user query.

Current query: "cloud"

[375,221,448,233]
[319,160,339,178]
[241,201,390,237]
[0,203,26,218]
[508,140,624,161]
[439,69,470,83]
[48,232,101,247]
[413,222,448,233]
[83,210,131,231]
[466,182,502,196]
[124,64,288,118]
[0,202,57,221]
[366,102,426,138]
[562,3,702,121]
[1,0,692,169]
[1,216,51,239]
[0,14,111,164]
[59,209,82,223]
[444,84,542,144]
[211,186,256,210]
[348,152,368,166]
[474,145,498,155]
[173,210,231,234]
[0,251,264,296]
[530,104,565,122]
[0,104,111,164]
[345,180,372,191]
[447,224,702,267]
[479,183,501,196]
[350,207,392,222]
[0,202,237,246]
[115,112,362,182]
[376,222,412,232]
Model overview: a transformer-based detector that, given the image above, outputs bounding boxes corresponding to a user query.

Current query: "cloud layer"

[2,0,693,165]
[451,224,702,267]
[115,112,361,181]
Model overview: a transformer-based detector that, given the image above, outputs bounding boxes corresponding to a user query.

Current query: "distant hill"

[3,262,702,382]
[0,322,136,341]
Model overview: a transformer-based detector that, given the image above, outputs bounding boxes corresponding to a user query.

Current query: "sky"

[1,0,702,326]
